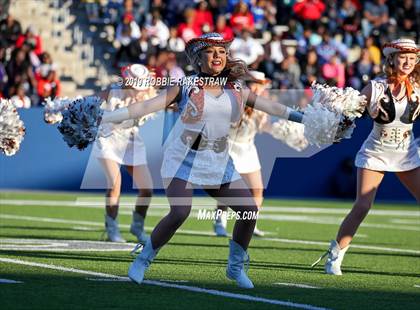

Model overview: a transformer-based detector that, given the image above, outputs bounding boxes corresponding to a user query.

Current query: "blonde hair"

[383,54,420,88]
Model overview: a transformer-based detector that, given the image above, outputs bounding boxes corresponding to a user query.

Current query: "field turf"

[0,191,419,309]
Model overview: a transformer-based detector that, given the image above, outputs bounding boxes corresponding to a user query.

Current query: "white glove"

[101,107,130,124]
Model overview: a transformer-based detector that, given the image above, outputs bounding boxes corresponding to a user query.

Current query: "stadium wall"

[0,109,418,202]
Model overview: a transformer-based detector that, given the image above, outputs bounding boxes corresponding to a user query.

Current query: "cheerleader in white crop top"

[94,64,156,245]
[100,33,305,289]
[314,39,420,276]
[213,71,271,237]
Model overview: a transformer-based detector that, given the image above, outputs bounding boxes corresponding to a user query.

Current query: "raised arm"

[101,85,181,123]
[243,88,304,123]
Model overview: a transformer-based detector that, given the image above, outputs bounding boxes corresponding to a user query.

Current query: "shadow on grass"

[2,249,419,278]
[0,271,419,310]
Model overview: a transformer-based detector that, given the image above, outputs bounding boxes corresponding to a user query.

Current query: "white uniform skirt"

[93,127,147,166]
[229,140,261,174]
[355,124,420,172]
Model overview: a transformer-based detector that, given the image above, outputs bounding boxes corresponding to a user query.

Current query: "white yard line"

[2,208,419,233]
[0,257,328,310]
[0,238,137,252]
[354,234,368,238]
[71,226,97,231]
[0,278,23,283]
[274,283,320,289]
[85,278,132,282]
[1,199,419,217]
[1,214,419,255]
[259,237,420,255]
[390,219,420,225]
[122,210,420,232]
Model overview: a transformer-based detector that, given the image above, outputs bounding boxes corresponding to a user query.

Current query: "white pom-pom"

[303,102,340,146]
[57,96,104,150]
[0,99,26,156]
[271,119,308,151]
[43,97,72,124]
[303,83,367,145]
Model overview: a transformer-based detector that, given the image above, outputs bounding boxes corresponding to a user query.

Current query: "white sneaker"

[253,226,265,237]
[128,238,158,284]
[130,211,148,244]
[214,210,228,237]
[105,215,126,243]
[325,240,349,275]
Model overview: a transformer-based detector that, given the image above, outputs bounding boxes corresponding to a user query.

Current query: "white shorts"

[229,141,261,174]
[93,127,147,166]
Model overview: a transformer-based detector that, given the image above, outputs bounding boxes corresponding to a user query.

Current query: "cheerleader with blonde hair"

[313,38,420,275]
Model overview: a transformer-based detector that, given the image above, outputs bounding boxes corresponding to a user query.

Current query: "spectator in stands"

[177,8,202,43]
[6,48,36,98]
[395,0,418,39]
[144,10,170,49]
[16,25,43,56]
[316,33,348,65]
[35,52,54,80]
[362,0,389,37]
[167,26,186,57]
[0,0,10,20]
[0,40,7,96]
[153,50,169,79]
[321,53,345,88]
[114,13,140,67]
[161,52,185,83]
[296,27,312,58]
[10,82,31,108]
[37,68,61,103]
[135,0,150,26]
[365,36,381,65]
[193,0,214,33]
[278,42,303,89]
[83,0,100,23]
[230,1,255,34]
[350,48,379,89]
[164,0,195,27]
[292,0,326,27]
[129,27,158,64]
[265,28,285,78]
[301,48,321,87]
[250,0,266,31]
[77,0,417,93]
[214,15,234,40]
[338,0,363,47]
[0,14,22,47]
[230,29,264,68]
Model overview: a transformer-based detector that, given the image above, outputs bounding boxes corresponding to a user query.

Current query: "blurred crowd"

[1,0,419,109]
[0,14,61,108]
[83,0,419,91]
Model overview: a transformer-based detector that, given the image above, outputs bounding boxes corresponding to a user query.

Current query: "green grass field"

[0,191,419,309]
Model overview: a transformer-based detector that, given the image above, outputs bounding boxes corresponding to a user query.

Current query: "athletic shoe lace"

[310,249,330,268]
